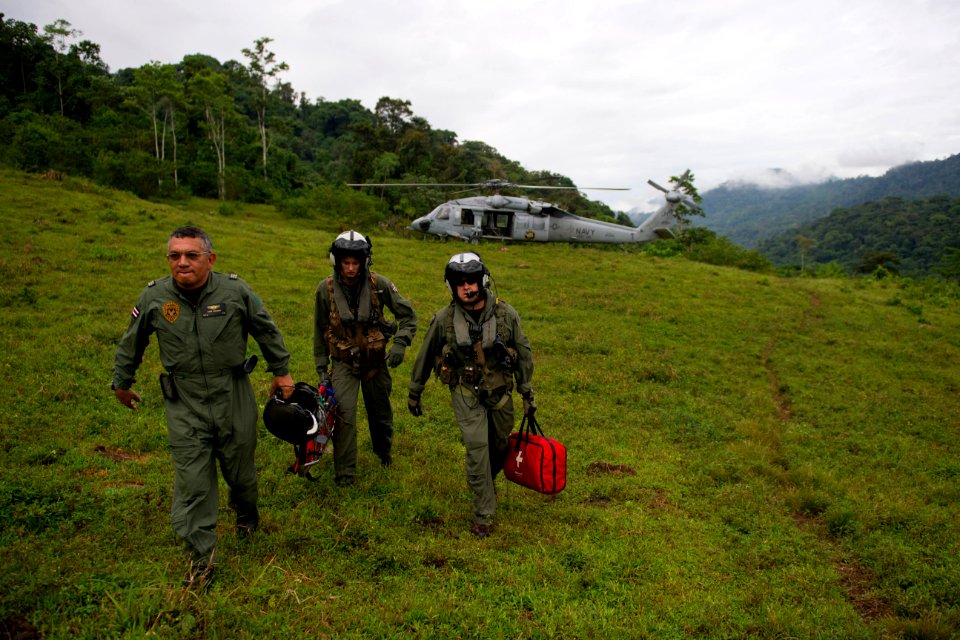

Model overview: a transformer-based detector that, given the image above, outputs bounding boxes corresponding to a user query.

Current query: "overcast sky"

[9,0,960,211]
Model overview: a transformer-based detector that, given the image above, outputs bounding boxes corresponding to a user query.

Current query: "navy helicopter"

[349,174,698,244]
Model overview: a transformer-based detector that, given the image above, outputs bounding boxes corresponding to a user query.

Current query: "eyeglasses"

[166,251,210,262]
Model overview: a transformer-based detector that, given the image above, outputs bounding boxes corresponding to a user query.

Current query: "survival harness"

[435,297,519,408]
[324,272,396,379]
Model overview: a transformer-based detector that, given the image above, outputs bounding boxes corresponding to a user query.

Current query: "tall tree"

[41,19,79,117]
[188,69,234,200]
[0,17,43,102]
[127,62,183,189]
[796,236,816,273]
[241,37,287,180]
[374,97,413,138]
[668,170,704,236]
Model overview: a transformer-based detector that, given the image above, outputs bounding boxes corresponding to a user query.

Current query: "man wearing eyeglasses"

[111,226,294,588]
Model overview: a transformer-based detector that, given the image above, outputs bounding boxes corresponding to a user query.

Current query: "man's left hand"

[523,392,537,417]
[386,343,406,368]
[270,374,295,399]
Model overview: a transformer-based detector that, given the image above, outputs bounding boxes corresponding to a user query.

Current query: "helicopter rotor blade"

[647,179,669,193]
[349,180,628,191]
[508,184,629,191]
[347,183,472,188]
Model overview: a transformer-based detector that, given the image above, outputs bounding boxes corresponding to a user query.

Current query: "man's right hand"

[114,388,141,410]
[407,392,423,417]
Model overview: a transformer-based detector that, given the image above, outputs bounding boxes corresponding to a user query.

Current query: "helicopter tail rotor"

[647,179,683,206]
[648,171,699,211]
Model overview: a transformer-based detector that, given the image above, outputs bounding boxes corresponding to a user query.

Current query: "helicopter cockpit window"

[436,206,450,220]
[461,209,476,225]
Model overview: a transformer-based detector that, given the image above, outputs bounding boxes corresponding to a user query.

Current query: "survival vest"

[435,297,519,406]
[324,273,393,377]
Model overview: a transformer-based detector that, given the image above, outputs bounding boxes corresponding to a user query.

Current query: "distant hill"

[698,153,960,248]
[756,195,960,276]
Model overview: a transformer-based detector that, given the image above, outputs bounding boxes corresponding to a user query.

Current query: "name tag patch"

[202,303,226,317]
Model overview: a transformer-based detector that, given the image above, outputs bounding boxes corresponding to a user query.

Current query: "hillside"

[699,153,960,248]
[757,195,960,275]
[2,170,959,638]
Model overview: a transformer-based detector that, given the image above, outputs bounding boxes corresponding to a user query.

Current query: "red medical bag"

[504,414,567,495]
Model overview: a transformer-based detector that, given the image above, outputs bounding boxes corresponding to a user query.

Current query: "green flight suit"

[313,271,417,484]
[112,271,291,560]
[409,291,534,525]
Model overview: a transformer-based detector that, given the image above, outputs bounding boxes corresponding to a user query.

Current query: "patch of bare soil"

[93,445,146,462]
[586,461,636,475]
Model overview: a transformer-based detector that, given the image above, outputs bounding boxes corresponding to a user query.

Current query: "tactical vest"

[435,298,519,405]
[324,273,388,376]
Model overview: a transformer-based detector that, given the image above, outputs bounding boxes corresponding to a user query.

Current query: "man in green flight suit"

[407,252,535,538]
[112,226,294,588]
[314,230,417,486]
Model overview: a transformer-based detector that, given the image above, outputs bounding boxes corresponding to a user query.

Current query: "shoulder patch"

[229,273,238,280]
[147,280,156,287]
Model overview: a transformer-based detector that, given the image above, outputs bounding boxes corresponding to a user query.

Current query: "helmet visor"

[450,272,483,287]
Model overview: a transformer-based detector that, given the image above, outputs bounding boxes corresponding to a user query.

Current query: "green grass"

[1,169,959,638]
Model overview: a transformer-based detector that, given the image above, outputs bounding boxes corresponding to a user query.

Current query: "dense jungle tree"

[126,62,183,191]
[241,37,288,181]
[188,68,236,200]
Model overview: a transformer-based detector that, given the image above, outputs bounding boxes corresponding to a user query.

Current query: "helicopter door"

[481,210,514,238]
[459,208,482,240]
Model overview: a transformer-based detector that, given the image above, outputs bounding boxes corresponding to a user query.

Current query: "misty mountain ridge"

[757,194,960,277]
[713,167,830,190]
[626,167,839,225]
[695,153,960,248]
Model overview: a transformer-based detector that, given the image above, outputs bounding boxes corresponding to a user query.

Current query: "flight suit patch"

[202,303,226,317]
[162,300,180,324]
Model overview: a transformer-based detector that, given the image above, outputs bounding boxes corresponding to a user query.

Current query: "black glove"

[386,343,406,368]
[317,359,330,386]
[522,392,536,417]
[319,371,332,390]
[408,392,423,417]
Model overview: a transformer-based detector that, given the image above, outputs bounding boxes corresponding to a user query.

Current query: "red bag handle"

[516,413,546,443]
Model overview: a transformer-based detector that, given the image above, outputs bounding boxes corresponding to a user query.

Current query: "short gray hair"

[169,226,213,253]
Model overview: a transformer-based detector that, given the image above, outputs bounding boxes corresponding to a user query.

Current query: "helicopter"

[348,175,699,244]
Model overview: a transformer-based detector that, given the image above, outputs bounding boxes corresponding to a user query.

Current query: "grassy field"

[1,169,959,639]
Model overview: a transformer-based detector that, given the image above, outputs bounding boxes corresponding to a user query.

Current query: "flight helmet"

[328,230,372,275]
[444,251,490,295]
[263,382,321,445]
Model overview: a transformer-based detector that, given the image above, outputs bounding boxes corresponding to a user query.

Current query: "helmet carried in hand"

[263,382,321,445]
